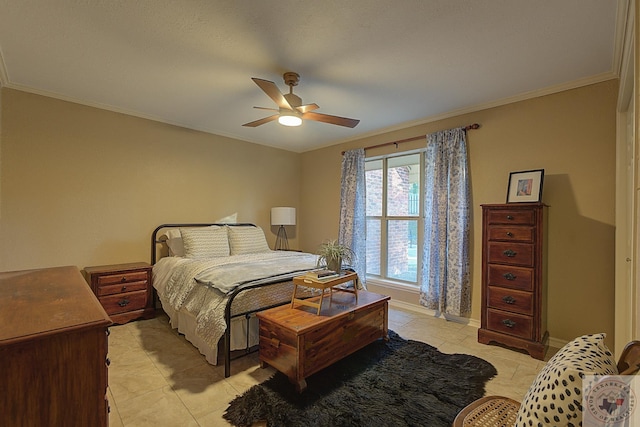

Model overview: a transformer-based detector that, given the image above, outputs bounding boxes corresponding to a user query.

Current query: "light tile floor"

[107,306,558,427]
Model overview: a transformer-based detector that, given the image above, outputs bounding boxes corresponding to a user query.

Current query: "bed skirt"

[159,301,259,365]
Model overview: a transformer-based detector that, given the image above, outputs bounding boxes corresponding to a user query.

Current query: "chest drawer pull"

[506,215,514,220]
[506,231,513,237]
[502,272,517,281]
[121,285,127,291]
[120,276,127,282]
[502,295,516,304]
[118,299,130,307]
[503,249,517,257]
[502,319,516,328]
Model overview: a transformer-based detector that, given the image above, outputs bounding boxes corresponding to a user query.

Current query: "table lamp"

[271,207,296,250]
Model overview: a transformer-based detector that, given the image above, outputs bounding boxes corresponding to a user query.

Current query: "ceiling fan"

[242,72,360,128]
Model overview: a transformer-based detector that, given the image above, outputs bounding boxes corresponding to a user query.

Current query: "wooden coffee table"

[257,290,389,392]
[291,270,358,315]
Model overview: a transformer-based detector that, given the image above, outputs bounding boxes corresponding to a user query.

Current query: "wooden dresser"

[0,266,112,426]
[84,262,155,325]
[478,203,548,359]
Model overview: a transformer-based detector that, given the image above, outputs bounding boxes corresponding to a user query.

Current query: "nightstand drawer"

[97,280,148,297]
[97,271,148,286]
[99,290,147,315]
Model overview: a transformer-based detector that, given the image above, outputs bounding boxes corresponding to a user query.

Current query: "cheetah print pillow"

[516,333,618,427]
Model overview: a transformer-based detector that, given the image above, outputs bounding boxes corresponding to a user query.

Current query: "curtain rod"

[341,123,480,155]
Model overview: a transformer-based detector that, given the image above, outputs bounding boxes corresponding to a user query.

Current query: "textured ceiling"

[0,0,624,152]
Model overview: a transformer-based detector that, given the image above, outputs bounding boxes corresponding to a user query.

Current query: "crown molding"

[319,71,619,153]
[617,0,634,110]
[613,0,632,77]
[3,70,620,154]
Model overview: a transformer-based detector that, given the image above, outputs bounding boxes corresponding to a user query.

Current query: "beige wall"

[0,88,301,271]
[300,79,619,345]
[0,79,619,345]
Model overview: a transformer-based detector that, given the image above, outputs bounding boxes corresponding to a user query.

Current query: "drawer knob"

[118,299,130,307]
[503,249,517,257]
[106,357,111,366]
[121,285,127,291]
[121,276,127,283]
[502,295,516,304]
[502,319,516,328]
[503,272,516,281]
[506,231,513,237]
[506,215,514,220]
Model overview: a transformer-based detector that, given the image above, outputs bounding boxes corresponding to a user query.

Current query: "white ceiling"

[0,1,625,153]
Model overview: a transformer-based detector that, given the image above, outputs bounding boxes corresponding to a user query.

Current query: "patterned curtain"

[419,128,470,316]
[339,148,367,289]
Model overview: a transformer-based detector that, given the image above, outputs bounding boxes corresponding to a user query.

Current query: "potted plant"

[317,239,355,272]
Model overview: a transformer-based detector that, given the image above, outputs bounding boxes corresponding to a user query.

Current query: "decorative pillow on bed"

[516,333,618,426]
[180,226,230,259]
[165,228,186,257]
[227,225,271,255]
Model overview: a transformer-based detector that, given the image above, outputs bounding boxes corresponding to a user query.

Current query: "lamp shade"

[271,207,296,226]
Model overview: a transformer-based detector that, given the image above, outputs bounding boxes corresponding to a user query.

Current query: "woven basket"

[453,395,520,427]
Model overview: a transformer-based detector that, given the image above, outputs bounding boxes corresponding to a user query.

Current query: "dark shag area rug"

[223,331,497,427]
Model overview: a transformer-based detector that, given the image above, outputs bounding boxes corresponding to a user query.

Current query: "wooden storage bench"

[257,290,390,392]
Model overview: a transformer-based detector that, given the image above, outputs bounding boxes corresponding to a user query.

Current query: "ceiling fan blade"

[296,103,320,114]
[253,106,279,112]
[251,78,293,110]
[242,114,279,127]
[302,112,360,128]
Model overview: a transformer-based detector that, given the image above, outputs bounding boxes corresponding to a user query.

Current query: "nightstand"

[84,262,155,325]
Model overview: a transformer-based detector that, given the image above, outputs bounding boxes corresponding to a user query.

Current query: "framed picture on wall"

[506,169,544,203]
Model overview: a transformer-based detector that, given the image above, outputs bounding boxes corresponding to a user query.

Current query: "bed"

[151,223,320,377]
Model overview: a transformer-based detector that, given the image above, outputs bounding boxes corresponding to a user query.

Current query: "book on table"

[305,269,340,280]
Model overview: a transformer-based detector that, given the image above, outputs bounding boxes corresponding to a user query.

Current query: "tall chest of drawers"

[478,203,548,359]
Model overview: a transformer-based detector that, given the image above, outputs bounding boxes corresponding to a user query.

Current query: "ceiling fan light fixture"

[243,72,359,128]
[278,112,302,127]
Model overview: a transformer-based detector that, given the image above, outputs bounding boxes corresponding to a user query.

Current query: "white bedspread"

[195,252,319,293]
[152,251,318,364]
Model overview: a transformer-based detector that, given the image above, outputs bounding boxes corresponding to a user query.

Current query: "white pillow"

[180,226,230,259]
[165,228,186,257]
[227,226,271,255]
[516,333,618,426]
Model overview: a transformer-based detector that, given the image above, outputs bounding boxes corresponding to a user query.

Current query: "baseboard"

[547,336,568,350]
[388,299,567,349]
[388,299,481,329]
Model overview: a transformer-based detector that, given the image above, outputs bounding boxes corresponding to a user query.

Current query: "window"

[365,153,422,284]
